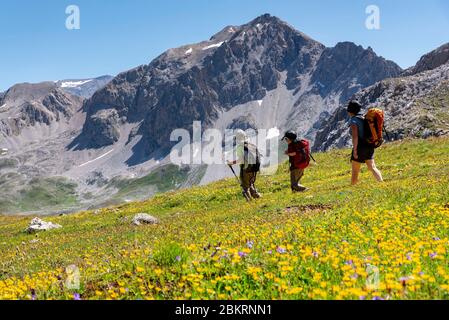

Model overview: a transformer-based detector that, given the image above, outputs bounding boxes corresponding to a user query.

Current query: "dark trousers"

[290,168,305,192]
[240,167,260,199]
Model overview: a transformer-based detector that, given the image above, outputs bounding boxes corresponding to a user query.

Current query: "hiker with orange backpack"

[282,131,312,193]
[347,101,384,185]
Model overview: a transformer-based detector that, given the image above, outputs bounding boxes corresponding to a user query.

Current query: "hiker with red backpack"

[347,101,384,185]
[282,131,312,193]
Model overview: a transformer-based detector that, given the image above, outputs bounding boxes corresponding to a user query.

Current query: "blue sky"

[1,0,448,91]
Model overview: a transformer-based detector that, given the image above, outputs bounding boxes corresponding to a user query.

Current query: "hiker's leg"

[249,173,261,198]
[351,161,362,185]
[240,169,252,200]
[291,169,306,192]
[296,169,307,191]
[290,169,299,191]
[366,160,383,182]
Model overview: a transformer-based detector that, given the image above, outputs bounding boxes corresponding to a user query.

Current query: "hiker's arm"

[351,124,359,159]
[285,151,297,156]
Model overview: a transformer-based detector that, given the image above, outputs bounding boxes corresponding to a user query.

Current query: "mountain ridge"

[74,14,401,162]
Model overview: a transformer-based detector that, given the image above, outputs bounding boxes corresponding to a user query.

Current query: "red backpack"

[294,139,311,169]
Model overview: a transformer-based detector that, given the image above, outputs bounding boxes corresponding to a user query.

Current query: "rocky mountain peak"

[0,82,83,137]
[250,13,283,25]
[3,82,58,105]
[403,42,449,76]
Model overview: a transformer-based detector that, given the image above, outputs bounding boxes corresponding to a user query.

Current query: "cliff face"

[403,43,449,76]
[0,82,83,137]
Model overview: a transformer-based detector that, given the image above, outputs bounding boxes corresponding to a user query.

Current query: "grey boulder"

[132,213,159,226]
[26,217,62,233]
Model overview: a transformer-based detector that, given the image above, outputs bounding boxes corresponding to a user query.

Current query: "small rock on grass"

[132,213,159,226]
[25,218,62,234]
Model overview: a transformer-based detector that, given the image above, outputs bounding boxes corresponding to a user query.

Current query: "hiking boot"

[250,187,261,199]
[292,186,308,193]
[242,190,252,202]
[251,191,261,199]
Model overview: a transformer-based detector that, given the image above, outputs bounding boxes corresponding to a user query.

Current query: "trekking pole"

[228,165,251,202]
[228,165,241,186]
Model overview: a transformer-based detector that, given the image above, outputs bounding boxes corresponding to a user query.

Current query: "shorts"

[351,144,375,163]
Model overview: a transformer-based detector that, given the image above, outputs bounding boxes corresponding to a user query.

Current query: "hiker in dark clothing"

[282,131,310,192]
[347,101,383,185]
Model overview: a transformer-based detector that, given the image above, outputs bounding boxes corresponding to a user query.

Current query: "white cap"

[234,129,248,144]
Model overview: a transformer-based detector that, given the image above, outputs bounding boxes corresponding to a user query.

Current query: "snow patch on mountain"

[61,80,93,88]
[78,148,115,168]
[202,41,224,50]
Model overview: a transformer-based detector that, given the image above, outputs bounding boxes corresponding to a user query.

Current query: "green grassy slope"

[0,177,79,214]
[0,137,448,300]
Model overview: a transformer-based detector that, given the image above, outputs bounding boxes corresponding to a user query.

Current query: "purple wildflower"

[73,293,81,300]
[399,276,411,282]
[345,260,354,266]
[419,272,425,276]
[406,253,413,261]
[433,237,441,241]
[351,273,359,279]
[429,252,437,259]
[31,289,36,301]
[359,296,366,300]
[372,296,384,301]
[276,247,287,254]
[175,256,182,262]
[267,250,273,255]
[312,251,319,258]
[238,251,248,258]
[246,241,254,249]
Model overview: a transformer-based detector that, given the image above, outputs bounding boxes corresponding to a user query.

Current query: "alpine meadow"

[1,1,449,307]
[1,137,448,300]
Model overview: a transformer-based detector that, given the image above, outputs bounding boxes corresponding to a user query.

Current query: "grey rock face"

[81,109,121,148]
[132,213,159,226]
[229,116,257,131]
[311,42,402,103]
[0,82,83,137]
[403,43,449,76]
[75,14,401,158]
[25,217,62,233]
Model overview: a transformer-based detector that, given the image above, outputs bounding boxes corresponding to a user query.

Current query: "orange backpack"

[364,108,385,148]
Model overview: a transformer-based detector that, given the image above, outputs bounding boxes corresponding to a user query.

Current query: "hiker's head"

[235,129,248,144]
[282,131,297,144]
[347,101,362,116]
